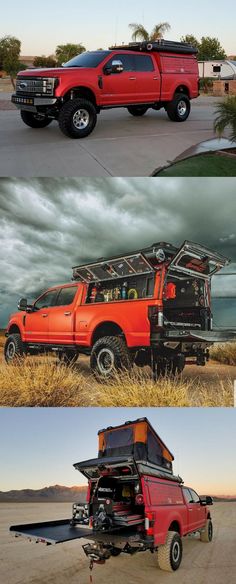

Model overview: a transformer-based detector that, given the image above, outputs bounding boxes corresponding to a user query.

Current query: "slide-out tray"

[10,519,92,545]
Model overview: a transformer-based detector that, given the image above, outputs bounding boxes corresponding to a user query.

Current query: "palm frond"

[129,23,149,42]
[214,97,236,142]
[150,22,171,40]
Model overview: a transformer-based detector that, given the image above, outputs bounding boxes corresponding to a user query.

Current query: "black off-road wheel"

[157,531,183,572]
[127,105,148,116]
[166,93,190,122]
[200,519,213,542]
[20,110,53,128]
[4,333,25,364]
[58,350,78,366]
[90,336,132,381]
[58,98,97,138]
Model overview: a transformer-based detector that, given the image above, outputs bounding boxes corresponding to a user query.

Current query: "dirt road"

[1,502,235,584]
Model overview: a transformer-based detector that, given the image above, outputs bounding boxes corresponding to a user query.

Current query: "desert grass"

[210,343,236,366]
[0,357,233,407]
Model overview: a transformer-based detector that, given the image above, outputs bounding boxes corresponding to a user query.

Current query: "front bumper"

[151,329,236,345]
[12,94,57,112]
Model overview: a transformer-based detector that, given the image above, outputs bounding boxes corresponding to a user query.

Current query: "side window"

[34,289,58,310]
[183,488,193,504]
[134,55,154,72]
[106,54,135,72]
[189,489,200,503]
[56,286,77,306]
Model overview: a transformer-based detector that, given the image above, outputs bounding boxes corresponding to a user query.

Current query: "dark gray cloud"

[0,177,236,327]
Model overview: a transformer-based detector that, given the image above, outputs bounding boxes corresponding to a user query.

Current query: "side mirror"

[18,298,27,311]
[104,60,124,75]
[200,496,213,506]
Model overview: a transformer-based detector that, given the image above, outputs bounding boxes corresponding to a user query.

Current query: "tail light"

[148,306,163,330]
[135,494,144,505]
[145,511,155,536]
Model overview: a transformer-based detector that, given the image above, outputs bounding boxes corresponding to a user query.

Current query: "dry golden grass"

[0,357,233,407]
[210,343,236,366]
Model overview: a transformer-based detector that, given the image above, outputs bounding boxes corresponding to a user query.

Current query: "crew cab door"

[133,54,161,102]
[47,284,82,344]
[183,487,205,531]
[24,288,59,343]
[168,240,229,279]
[100,53,139,104]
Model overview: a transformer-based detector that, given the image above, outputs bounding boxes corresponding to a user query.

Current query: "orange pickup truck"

[5,240,236,380]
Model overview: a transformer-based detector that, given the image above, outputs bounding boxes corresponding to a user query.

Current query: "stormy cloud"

[0,177,236,327]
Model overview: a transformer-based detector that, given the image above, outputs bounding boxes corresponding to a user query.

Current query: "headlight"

[42,77,59,95]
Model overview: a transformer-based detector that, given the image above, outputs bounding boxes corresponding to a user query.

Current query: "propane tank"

[121,281,128,300]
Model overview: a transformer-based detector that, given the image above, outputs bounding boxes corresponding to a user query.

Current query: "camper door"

[167,240,229,279]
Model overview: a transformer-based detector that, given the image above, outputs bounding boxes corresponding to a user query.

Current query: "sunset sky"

[0,407,236,496]
[3,0,236,56]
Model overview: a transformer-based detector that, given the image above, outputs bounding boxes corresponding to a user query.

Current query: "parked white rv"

[198,60,236,79]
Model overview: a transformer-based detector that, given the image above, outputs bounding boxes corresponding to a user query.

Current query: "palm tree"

[129,22,171,42]
[214,97,236,142]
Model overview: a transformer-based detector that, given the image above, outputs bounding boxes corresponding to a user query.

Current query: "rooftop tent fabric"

[98,419,173,472]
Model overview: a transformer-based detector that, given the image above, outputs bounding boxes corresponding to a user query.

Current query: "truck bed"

[10,519,92,545]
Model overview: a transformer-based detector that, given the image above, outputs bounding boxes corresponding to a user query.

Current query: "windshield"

[63,51,110,68]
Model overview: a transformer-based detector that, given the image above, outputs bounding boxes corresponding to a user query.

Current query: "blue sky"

[2,0,236,55]
[0,407,236,495]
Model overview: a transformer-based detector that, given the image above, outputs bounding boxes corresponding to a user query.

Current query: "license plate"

[12,96,34,106]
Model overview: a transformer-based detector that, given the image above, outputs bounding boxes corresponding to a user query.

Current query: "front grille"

[16,77,56,96]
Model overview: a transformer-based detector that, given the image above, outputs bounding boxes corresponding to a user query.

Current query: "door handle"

[64,311,71,316]
[129,77,136,80]
[42,313,48,318]
[188,509,193,511]
[153,77,159,80]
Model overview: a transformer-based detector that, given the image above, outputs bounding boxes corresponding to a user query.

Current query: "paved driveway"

[0,95,221,176]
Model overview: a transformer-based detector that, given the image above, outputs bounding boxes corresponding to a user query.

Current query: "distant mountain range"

[0,485,87,503]
[0,485,235,503]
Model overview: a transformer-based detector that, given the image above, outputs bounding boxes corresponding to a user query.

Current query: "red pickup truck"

[10,418,213,573]
[11,40,199,138]
[5,240,236,380]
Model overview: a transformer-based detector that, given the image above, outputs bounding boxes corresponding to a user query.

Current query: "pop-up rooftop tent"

[74,418,176,480]
[98,418,174,472]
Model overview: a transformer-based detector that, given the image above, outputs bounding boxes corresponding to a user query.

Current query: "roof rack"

[109,40,198,55]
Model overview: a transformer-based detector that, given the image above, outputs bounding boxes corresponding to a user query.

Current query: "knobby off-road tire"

[58,98,97,138]
[157,531,183,572]
[127,105,149,116]
[58,350,79,366]
[20,110,53,128]
[4,333,25,364]
[166,93,191,122]
[90,336,132,381]
[200,519,213,542]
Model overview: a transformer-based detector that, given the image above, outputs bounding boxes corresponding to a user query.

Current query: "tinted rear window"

[134,55,154,71]
[56,286,77,306]
[63,51,110,68]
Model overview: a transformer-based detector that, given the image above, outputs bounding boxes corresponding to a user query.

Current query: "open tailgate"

[161,329,236,343]
[10,519,92,545]
[168,240,229,278]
